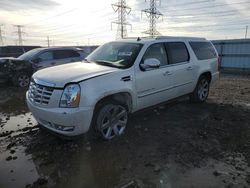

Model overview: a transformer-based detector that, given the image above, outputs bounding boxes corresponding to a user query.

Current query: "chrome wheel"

[198,78,209,101]
[18,74,30,87]
[97,104,128,140]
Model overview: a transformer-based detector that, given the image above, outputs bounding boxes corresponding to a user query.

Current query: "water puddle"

[0,146,39,188]
[0,112,37,137]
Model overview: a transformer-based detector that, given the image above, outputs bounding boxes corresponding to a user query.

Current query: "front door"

[136,43,174,110]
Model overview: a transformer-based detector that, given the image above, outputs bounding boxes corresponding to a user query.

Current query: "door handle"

[163,71,172,76]
[187,66,193,71]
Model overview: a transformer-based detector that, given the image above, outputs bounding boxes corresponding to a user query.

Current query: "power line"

[24,8,78,26]
[161,1,250,13]
[111,0,132,39]
[142,0,163,37]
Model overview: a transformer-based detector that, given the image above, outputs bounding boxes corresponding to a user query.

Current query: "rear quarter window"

[189,42,217,60]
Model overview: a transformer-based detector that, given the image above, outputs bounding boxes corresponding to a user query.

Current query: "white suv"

[26,36,220,140]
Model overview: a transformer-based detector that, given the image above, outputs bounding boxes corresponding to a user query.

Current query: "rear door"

[164,42,196,96]
[53,49,81,66]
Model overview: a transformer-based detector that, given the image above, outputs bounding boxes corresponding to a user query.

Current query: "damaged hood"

[32,62,119,88]
[0,57,22,63]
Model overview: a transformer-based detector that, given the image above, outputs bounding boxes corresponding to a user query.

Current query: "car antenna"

[137,37,141,41]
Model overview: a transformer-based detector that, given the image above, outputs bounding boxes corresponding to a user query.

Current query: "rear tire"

[190,76,210,103]
[12,72,30,88]
[91,100,128,140]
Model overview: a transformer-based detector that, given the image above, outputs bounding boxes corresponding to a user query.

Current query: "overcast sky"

[0,0,250,46]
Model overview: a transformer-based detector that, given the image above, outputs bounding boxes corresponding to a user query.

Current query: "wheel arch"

[199,71,212,83]
[93,91,133,114]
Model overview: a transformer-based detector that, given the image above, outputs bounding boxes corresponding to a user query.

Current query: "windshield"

[86,42,143,69]
[18,48,42,61]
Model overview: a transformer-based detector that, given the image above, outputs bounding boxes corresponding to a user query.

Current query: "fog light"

[47,122,74,132]
[62,126,75,132]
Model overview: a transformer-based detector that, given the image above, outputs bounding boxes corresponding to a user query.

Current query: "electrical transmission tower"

[142,0,163,37]
[13,25,25,45]
[0,25,4,46]
[111,0,132,39]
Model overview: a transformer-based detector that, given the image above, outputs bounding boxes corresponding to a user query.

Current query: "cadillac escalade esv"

[26,36,220,140]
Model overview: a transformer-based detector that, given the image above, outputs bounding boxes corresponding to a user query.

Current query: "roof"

[37,46,81,51]
[115,36,207,44]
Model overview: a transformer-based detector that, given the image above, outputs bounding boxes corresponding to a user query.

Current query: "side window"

[165,42,189,64]
[189,42,217,60]
[54,50,80,59]
[37,51,53,61]
[143,43,168,66]
[70,50,80,58]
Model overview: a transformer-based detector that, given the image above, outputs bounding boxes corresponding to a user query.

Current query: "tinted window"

[143,43,168,66]
[38,51,53,61]
[165,42,189,64]
[54,50,80,59]
[189,42,217,60]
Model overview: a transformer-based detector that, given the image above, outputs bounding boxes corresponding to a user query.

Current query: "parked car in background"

[0,47,87,87]
[27,36,220,140]
[18,47,87,70]
[0,45,41,58]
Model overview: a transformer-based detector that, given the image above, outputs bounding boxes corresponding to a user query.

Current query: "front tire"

[190,76,210,103]
[92,101,128,140]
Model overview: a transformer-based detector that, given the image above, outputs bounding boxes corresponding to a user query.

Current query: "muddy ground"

[0,74,250,188]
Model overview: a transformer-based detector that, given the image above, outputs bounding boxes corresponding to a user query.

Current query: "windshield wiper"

[94,60,120,68]
[83,58,91,63]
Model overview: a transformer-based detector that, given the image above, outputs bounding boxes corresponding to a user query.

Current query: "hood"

[33,62,119,88]
[0,57,28,65]
[0,57,18,62]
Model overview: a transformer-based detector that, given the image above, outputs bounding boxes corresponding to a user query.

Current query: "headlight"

[60,84,81,108]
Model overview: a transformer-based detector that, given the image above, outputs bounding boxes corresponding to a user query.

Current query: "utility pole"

[111,0,132,39]
[0,25,4,46]
[13,25,25,45]
[142,0,163,38]
[245,26,248,39]
[47,36,51,47]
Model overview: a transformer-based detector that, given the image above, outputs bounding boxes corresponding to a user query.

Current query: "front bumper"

[0,73,9,83]
[26,92,94,136]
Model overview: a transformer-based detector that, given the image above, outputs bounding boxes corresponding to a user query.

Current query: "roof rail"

[122,37,154,41]
[155,36,206,40]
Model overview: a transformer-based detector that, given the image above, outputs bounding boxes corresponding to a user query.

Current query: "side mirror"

[140,58,161,70]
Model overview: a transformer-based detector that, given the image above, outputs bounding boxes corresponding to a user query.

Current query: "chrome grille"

[28,81,54,105]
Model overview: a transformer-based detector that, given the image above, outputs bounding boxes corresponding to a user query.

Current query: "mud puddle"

[0,145,40,188]
[0,112,37,137]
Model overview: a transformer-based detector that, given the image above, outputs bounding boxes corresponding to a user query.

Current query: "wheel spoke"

[113,125,120,135]
[117,109,126,119]
[101,120,110,129]
[118,120,127,127]
[105,127,113,139]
